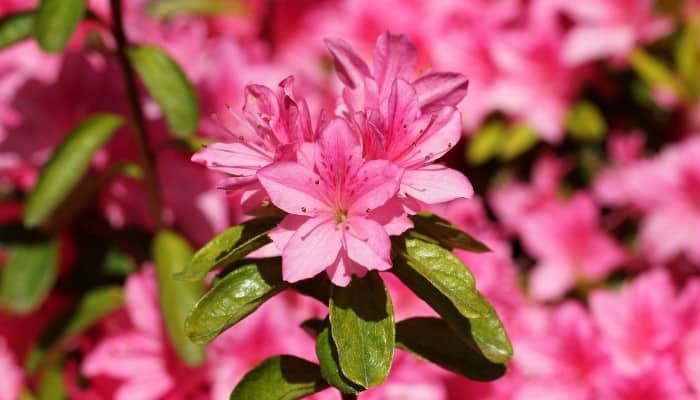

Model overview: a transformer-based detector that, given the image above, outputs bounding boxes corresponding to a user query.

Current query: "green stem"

[109,0,164,230]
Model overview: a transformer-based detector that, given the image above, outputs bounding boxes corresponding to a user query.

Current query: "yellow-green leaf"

[0,11,35,49]
[315,324,363,394]
[152,230,205,366]
[23,114,122,228]
[500,123,538,160]
[175,217,281,282]
[466,120,505,165]
[35,0,86,52]
[0,238,58,314]
[127,45,200,137]
[148,0,247,19]
[565,101,607,142]
[409,212,490,253]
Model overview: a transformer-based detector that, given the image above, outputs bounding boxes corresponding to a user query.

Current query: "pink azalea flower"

[81,267,206,400]
[594,358,694,400]
[192,77,317,212]
[589,269,680,375]
[259,118,407,286]
[519,193,626,300]
[556,0,671,65]
[325,32,473,207]
[0,337,23,400]
[595,136,700,265]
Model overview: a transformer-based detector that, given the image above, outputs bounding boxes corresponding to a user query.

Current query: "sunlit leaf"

[127,45,200,137]
[148,0,247,19]
[500,123,538,160]
[185,260,286,344]
[175,216,281,282]
[565,101,607,142]
[315,324,363,394]
[409,213,490,253]
[0,238,58,314]
[466,120,505,165]
[23,114,122,228]
[152,230,205,366]
[0,11,35,49]
[35,0,86,52]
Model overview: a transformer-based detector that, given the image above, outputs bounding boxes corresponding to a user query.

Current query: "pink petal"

[345,217,392,271]
[324,38,371,89]
[373,32,417,98]
[401,165,473,204]
[348,159,403,215]
[368,197,413,235]
[282,217,342,283]
[269,214,308,253]
[562,26,635,65]
[529,260,575,301]
[257,161,328,216]
[124,268,161,337]
[326,252,365,287]
[384,79,420,151]
[399,106,462,166]
[191,142,271,176]
[316,119,362,184]
[115,376,174,400]
[413,72,469,114]
[82,333,165,379]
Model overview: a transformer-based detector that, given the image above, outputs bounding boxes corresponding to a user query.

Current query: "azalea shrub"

[1,0,700,399]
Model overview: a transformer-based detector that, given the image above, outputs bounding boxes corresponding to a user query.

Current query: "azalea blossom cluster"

[2,0,700,399]
[193,32,473,286]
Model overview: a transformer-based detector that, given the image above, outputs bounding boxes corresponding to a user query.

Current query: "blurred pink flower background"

[2,0,700,399]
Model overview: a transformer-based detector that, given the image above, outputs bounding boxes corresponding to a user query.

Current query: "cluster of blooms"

[194,32,473,285]
[2,0,700,399]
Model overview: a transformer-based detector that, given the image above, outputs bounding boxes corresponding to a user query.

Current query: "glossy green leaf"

[23,114,122,228]
[152,231,205,366]
[409,213,490,253]
[500,123,538,160]
[565,101,607,142]
[148,0,247,19]
[35,0,86,52]
[27,286,124,372]
[392,238,512,363]
[0,11,35,49]
[329,272,394,389]
[396,317,507,381]
[175,217,281,281]
[0,238,58,314]
[398,238,488,318]
[315,325,363,394]
[126,45,200,137]
[466,120,505,165]
[230,355,328,400]
[185,261,286,344]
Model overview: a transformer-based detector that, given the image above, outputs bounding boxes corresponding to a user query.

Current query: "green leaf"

[35,0,86,52]
[329,272,394,389]
[396,238,488,318]
[677,18,700,96]
[565,101,607,142]
[630,48,681,95]
[152,231,205,366]
[126,45,200,137]
[396,317,507,381]
[0,11,35,49]
[0,238,58,314]
[37,361,66,400]
[27,286,124,373]
[392,238,512,363]
[230,355,327,400]
[466,120,505,165]
[315,324,363,394]
[23,114,122,228]
[409,212,490,253]
[499,123,538,160]
[148,0,247,19]
[175,217,281,281]
[185,260,286,344]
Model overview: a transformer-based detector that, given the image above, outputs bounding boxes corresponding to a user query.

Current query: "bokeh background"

[2,0,700,399]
